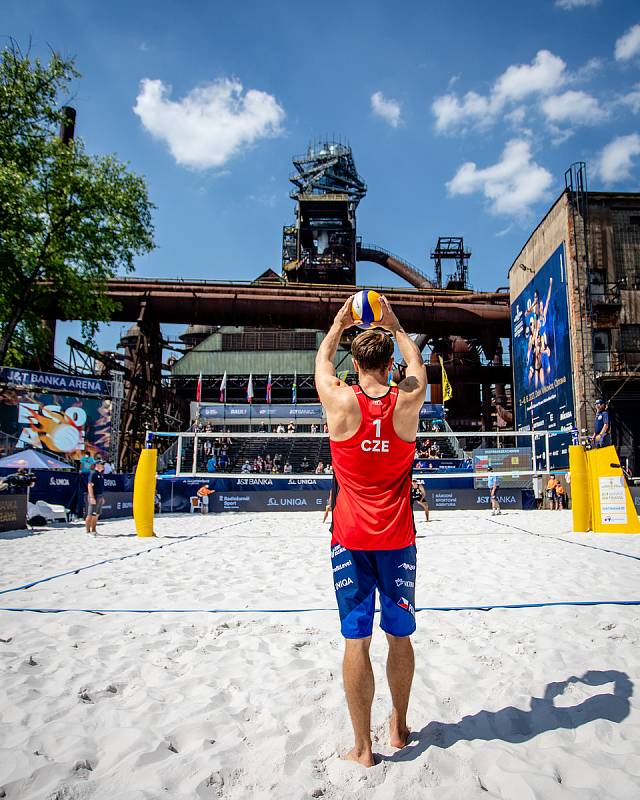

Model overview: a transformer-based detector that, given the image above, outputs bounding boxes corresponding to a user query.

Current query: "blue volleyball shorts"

[330,542,417,639]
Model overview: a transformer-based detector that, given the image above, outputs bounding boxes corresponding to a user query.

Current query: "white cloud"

[615,24,640,61]
[370,91,402,127]
[433,50,567,132]
[620,84,640,113]
[597,133,640,183]
[542,90,607,123]
[446,138,553,216]
[493,50,567,104]
[133,77,285,169]
[555,0,600,9]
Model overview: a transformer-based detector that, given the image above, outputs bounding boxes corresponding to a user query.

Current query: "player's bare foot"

[343,746,375,767]
[390,718,411,748]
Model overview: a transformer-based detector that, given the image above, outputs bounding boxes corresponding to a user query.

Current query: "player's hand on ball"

[378,296,402,334]
[335,295,356,330]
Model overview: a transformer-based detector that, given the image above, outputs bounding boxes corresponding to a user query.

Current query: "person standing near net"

[315,294,426,767]
[85,460,105,534]
[487,466,501,516]
[411,478,429,522]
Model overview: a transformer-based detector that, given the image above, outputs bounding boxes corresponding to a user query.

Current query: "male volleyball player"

[315,295,426,767]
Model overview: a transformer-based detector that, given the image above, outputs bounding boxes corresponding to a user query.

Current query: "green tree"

[0,40,155,366]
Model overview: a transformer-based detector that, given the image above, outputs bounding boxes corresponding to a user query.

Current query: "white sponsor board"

[599,476,627,525]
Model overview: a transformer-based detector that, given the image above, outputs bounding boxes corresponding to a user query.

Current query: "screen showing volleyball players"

[510,243,575,470]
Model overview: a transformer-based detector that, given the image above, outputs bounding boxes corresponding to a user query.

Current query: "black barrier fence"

[0,494,27,532]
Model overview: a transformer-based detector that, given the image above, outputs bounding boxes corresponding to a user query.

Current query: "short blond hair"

[351,329,394,372]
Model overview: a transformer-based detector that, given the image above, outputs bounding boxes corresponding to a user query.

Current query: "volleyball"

[351,290,383,329]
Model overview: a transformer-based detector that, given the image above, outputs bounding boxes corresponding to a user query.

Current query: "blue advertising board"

[511,243,575,469]
[1,367,110,397]
[195,402,445,422]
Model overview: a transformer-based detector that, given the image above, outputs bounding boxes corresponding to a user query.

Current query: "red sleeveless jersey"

[329,385,416,550]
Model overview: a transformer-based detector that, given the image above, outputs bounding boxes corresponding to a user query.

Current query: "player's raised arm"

[378,296,426,403]
[314,296,355,406]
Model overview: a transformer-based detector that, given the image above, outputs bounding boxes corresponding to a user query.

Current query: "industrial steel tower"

[282,142,367,285]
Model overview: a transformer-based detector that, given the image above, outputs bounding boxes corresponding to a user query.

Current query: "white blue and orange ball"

[351,290,383,329]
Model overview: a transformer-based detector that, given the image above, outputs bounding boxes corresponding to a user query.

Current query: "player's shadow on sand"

[383,670,632,761]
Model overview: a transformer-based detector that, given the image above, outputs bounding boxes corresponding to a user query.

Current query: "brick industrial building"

[509,165,640,471]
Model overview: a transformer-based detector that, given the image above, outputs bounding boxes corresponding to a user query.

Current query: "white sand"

[1,510,639,799]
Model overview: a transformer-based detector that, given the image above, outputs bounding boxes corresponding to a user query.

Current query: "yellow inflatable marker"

[587,445,640,534]
[569,445,591,533]
[133,448,157,537]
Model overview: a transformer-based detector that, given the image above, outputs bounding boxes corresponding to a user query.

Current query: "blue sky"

[3,0,640,359]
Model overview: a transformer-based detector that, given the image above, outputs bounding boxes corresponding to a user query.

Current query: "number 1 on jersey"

[373,419,381,439]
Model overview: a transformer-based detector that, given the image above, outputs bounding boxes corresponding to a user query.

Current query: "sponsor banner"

[0,387,111,459]
[414,458,472,472]
[599,476,627,525]
[213,491,329,513]
[1,367,110,397]
[194,402,445,423]
[511,243,575,470]
[413,487,533,510]
[0,494,27,532]
[194,403,324,422]
[157,475,333,493]
[99,491,134,519]
[0,469,134,514]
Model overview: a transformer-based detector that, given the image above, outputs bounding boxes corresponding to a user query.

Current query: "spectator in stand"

[274,453,283,468]
[102,460,114,475]
[323,422,329,433]
[324,463,333,474]
[315,461,324,474]
[276,424,286,434]
[218,451,228,470]
[79,449,95,473]
[300,456,310,472]
[241,460,251,473]
[207,454,217,473]
[283,461,293,474]
[287,422,296,434]
[414,459,426,471]
[311,424,319,434]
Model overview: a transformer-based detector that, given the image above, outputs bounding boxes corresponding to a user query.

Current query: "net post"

[176,433,183,477]
[545,433,551,474]
[133,448,157,537]
[192,433,198,476]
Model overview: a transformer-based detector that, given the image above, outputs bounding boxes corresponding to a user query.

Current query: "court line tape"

[0,520,247,598]
[480,516,640,563]
[1,599,639,615]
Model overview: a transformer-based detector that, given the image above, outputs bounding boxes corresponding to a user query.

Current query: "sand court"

[1,510,640,798]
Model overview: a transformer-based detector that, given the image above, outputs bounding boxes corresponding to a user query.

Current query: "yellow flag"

[438,356,453,401]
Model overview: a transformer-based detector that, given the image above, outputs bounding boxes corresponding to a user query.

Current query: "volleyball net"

[150,428,572,486]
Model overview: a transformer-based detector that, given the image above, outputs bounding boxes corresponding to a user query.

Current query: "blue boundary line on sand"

[1,599,639,615]
[0,520,246,598]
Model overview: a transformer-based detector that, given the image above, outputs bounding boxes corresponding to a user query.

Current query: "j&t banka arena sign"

[0,368,110,397]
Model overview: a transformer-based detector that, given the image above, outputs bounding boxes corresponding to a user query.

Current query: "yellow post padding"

[586,445,640,534]
[133,448,157,537]
[569,445,591,533]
